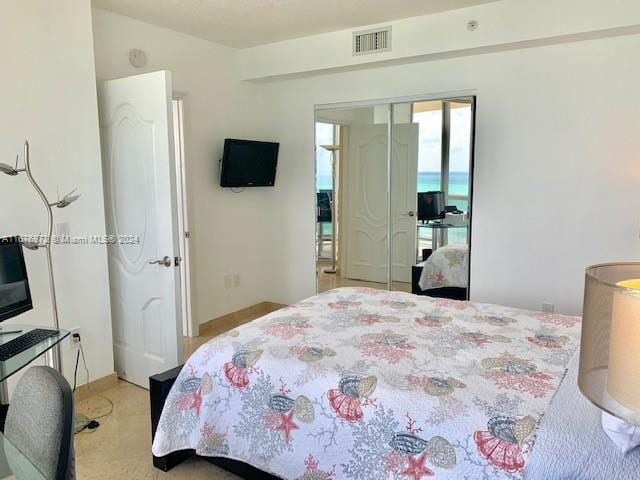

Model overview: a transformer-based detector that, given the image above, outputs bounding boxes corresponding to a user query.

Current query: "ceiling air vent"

[353,27,392,56]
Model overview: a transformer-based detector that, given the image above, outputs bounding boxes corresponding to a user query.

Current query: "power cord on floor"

[72,333,114,434]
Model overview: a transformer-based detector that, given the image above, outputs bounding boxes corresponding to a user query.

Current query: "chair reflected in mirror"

[316,190,333,261]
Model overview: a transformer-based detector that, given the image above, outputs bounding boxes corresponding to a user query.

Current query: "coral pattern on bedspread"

[152,287,581,479]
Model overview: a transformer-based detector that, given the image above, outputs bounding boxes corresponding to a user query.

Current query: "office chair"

[5,366,75,479]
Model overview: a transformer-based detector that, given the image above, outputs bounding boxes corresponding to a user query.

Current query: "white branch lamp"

[579,263,640,447]
[0,141,81,373]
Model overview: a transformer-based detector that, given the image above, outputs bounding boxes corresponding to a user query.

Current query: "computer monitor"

[0,237,33,322]
[417,191,445,222]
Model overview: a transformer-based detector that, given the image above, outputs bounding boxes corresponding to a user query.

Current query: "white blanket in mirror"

[418,244,469,290]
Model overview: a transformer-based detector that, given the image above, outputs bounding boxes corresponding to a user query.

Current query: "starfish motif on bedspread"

[401,452,433,480]
[191,389,202,416]
[276,410,299,442]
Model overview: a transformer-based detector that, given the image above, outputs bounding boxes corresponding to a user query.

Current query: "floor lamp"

[0,141,80,373]
[320,144,339,274]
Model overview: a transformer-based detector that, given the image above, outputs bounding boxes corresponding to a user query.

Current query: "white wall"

[92,8,640,317]
[92,10,277,327]
[0,0,113,384]
[260,33,640,315]
[240,0,640,80]
[89,4,640,322]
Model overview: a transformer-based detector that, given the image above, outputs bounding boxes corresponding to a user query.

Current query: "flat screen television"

[220,139,279,188]
[417,191,446,222]
[0,237,33,322]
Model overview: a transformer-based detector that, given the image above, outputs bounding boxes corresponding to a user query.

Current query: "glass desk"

[0,430,46,479]
[0,326,70,383]
[417,222,468,259]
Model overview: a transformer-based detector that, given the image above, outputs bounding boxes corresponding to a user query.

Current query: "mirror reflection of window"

[447,102,472,245]
[315,122,334,193]
[315,122,336,261]
[413,101,442,254]
[393,98,474,298]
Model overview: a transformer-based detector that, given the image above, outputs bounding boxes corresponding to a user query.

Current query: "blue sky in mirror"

[415,107,471,173]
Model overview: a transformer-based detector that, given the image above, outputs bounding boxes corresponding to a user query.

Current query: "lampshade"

[579,263,640,426]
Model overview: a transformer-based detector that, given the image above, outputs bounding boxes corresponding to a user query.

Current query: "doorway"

[172,98,194,339]
[98,71,188,388]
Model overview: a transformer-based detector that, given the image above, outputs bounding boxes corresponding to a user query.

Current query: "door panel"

[342,123,389,284]
[99,71,182,388]
[391,123,419,284]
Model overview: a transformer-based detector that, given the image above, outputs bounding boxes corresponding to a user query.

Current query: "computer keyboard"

[0,328,59,361]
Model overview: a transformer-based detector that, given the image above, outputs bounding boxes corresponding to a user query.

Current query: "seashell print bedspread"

[419,244,469,290]
[152,287,581,479]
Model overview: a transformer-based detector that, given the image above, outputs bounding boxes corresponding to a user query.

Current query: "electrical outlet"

[224,274,233,290]
[541,303,555,314]
[233,273,240,288]
[69,327,81,350]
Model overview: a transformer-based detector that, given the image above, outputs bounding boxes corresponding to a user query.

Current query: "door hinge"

[185,231,190,239]
[174,256,182,267]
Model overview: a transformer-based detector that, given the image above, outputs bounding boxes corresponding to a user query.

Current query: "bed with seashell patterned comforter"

[152,287,581,479]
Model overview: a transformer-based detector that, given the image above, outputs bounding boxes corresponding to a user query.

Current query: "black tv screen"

[220,139,279,187]
[0,237,33,322]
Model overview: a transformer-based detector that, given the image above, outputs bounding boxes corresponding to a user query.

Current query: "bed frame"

[150,365,279,479]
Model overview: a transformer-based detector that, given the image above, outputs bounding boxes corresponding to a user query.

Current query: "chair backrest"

[317,191,332,223]
[5,366,74,480]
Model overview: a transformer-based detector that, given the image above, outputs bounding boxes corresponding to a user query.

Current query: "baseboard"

[73,372,119,402]
[264,301,287,312]
[199,301,286,335]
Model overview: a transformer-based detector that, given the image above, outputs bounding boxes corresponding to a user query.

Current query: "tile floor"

[316,259,412,294]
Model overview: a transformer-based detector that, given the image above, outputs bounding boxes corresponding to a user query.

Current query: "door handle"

[149,256,172,267]
[406,211,416,217]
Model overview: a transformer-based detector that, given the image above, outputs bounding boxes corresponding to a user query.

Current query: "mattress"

[152,287,581,479]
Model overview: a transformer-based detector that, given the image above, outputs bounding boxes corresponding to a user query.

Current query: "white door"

[99,71,182,388]
[342,124,389,283]
[342,123,418,284]
[391,124,419,283]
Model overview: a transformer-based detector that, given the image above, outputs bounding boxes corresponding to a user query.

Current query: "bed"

[151,287,594,479]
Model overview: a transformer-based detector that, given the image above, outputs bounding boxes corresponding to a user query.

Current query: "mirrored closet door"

[391,99,474,297]
[315,97,474,298]
[315,104,391,293]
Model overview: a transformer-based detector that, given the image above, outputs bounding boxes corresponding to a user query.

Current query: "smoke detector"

[129,49,147,68]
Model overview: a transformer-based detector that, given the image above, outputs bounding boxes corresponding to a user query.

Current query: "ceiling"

[93,0,498,48]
